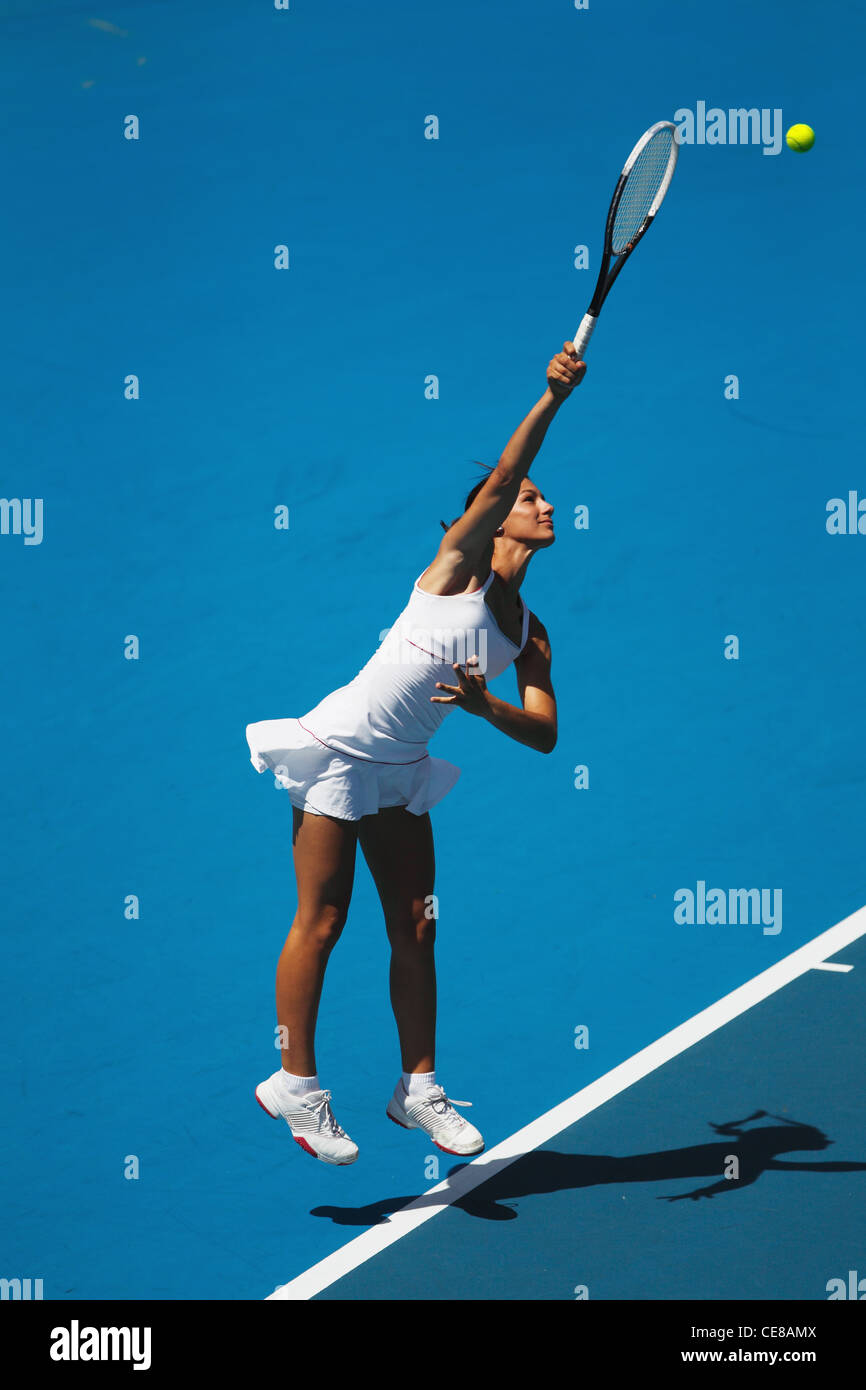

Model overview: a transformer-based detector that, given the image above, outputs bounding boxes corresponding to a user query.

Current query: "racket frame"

[572,120,678,358]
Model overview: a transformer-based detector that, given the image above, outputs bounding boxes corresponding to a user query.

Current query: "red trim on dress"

[297,720,430,766]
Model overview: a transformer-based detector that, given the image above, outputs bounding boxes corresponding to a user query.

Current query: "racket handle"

[571,313,597,360]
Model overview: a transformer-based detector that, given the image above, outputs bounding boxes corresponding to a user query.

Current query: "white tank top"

[300,569,532,763]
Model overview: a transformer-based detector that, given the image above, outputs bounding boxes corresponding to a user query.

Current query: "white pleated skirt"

[245,716,461,822]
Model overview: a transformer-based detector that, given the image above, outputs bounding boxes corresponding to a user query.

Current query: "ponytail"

[439,462,496,534]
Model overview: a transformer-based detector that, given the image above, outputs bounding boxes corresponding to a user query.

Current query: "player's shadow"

[311,1110,866,1226]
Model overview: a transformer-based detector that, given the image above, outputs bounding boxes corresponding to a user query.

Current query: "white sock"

[278,1069,321,1096]
[403,1070,436,1095]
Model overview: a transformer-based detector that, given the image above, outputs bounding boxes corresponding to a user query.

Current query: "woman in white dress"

[247,343,587,1164]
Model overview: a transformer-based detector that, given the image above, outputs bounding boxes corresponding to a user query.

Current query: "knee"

[294,903,349,950]
[388,905,437,950]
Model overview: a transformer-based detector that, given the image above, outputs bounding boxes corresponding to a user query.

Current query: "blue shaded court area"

[2,1,865,1301]
[303,927,866,1301]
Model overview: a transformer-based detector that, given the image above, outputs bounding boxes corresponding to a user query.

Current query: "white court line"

[267,903,866,1301]
[812,961,854,973]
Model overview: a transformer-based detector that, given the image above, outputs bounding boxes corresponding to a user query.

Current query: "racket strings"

[611,128,675,254]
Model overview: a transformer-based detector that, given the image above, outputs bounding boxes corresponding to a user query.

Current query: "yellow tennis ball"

[786,123,815,152]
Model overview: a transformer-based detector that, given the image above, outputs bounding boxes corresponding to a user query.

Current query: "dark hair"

[439,462,496,533]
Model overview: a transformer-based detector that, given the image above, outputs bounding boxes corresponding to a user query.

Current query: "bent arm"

[659,1171,762,1202]
[483,693,556,754]
[483,616,557,753]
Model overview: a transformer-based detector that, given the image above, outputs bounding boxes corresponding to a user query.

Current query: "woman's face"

[502,478,555,546]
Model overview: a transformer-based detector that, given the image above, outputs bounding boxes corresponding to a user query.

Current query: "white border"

[267,903,866,1300]
[621,119,679,218]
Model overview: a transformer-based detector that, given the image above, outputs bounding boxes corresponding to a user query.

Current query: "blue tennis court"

[294,918,866,1301]
[2,0,865,1305]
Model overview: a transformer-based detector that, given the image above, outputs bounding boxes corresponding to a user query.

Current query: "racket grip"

[571,313,597,360]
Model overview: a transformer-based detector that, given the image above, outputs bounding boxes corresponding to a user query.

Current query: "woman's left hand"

[431,656,490,717]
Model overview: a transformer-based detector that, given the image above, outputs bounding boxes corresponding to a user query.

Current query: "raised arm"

[434,345,586,588]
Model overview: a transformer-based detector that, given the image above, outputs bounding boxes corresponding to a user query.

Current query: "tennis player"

[246,343,587,1163]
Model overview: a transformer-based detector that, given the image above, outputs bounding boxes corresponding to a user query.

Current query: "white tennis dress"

[245,568,532,821]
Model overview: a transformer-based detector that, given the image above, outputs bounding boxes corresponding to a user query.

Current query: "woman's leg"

[276,806,359,1077]
[357,805,436,1075]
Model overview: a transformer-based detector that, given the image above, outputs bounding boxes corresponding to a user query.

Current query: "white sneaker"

[255,1071,359,1165]
[386,1079,484,1156]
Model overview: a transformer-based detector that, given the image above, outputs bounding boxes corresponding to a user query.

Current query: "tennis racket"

[572,120,679,359]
